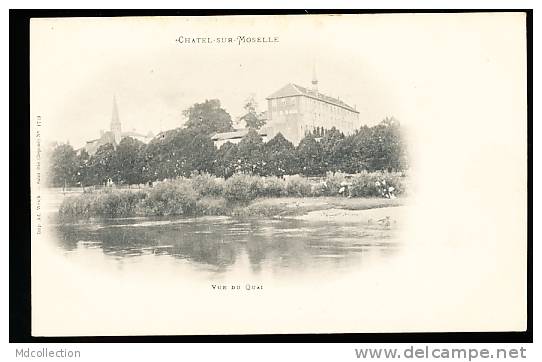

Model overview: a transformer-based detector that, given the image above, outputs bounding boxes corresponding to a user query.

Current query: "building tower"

[311,64,318,93]
[111,95,122,144]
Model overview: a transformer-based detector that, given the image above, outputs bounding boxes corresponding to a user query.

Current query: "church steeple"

[111,95,122,144]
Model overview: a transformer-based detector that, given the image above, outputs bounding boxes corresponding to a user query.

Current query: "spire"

[111,95,122,144]
[311,64,318,93]
[111,95,120,127]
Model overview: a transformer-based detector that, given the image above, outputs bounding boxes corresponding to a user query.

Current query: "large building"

[83,96,154,155]
[265,74,359,144]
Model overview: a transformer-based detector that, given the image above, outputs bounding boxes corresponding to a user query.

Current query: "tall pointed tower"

[311,64,319,93]
[111,95,122,144]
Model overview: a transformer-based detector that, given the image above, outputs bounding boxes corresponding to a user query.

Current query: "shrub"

[58,172,408,219]
[143,179,198,216]
[107,192,143,216]
[285,176,311,197]
[190,172,224,197]
[323,172,347,196]
[310,182,328,197]
[260,177,287,197]
[59,190,146,218]
[349,171,406,197]
[349,173,379,197]
[223,173,263,203]
[59,194,93,218]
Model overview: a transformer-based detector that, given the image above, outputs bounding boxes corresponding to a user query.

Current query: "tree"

[48,144,79,187]
[241,95,266,130]
[320,127,346,173]
[335,133,362,173]
[215,142,239,178]
[369,117,407,171]
[49,113,409,188]
[75,149,90,186]
[183,99,234,135]
[346,117,407,172]
[113,137,146,184]
[296,133,325,176]
[237,129,265,174]
[264,132,297,176]
[86,143,116,185]
[142,129,180,181]
[183,130,218,175]
[140,128,218,181]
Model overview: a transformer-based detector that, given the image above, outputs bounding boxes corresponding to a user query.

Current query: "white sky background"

[31,13,526,150]
[30,14,438,148]
[22,8,534,344]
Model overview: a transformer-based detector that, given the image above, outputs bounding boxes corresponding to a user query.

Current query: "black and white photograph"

[26,12,529,337]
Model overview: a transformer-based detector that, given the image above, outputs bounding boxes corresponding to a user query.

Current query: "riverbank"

[57,173,407,219]
[232,197,404,218]
[292,205,406,227]
[58,191,405,220]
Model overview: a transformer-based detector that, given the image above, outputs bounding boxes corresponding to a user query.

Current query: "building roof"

[266,83,359,113]
[122,130,152,139]
[239,110,268,122]
[211,128,268,141]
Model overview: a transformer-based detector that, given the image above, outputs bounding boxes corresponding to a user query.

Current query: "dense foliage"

[58,171,407,219]
[48,116,407,187]
[183,99,234,135]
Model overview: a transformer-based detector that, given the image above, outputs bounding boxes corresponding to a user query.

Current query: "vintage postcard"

[29,13,528,336]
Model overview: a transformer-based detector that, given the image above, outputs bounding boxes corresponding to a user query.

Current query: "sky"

[30,14,410,148]
[31,13,525,152]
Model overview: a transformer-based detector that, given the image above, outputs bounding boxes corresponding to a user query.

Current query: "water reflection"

[53,215,400,276]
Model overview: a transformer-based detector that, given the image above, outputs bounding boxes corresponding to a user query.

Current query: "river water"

[33,193,526,336]
[52,214,400,280]
[35,192,410,335]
